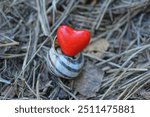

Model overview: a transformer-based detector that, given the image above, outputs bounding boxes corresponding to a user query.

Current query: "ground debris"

[84,39,109,58]
[74,62,104,98]
[0,0,150,100]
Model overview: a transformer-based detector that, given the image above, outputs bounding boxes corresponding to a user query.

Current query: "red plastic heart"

[57,25,90,57]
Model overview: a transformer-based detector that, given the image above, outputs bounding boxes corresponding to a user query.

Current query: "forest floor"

[0,0,150,100]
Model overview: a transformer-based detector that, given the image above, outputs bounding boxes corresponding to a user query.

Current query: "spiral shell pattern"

[47,43,84,79]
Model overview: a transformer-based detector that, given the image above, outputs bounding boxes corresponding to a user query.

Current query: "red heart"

[57,25,90,57]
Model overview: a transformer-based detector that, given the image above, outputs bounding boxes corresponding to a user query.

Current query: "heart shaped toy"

[57,25,90,57]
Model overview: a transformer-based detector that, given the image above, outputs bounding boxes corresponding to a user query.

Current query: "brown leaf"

[85,39,109,58]
[74,62,104,98]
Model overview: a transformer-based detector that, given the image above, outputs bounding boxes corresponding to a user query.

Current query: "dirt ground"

[0,0,150,100]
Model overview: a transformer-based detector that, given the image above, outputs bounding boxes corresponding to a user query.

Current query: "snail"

[46,38,84,79]
[46,25,90,79]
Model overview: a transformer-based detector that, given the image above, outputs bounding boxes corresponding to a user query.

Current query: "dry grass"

[0,0,150,100]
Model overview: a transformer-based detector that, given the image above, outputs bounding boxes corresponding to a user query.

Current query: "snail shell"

[47,38,84,79]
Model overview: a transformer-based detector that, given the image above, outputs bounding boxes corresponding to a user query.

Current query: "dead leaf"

[85,39,109,58]
[74,62,104,98]
[139,90,150,100]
